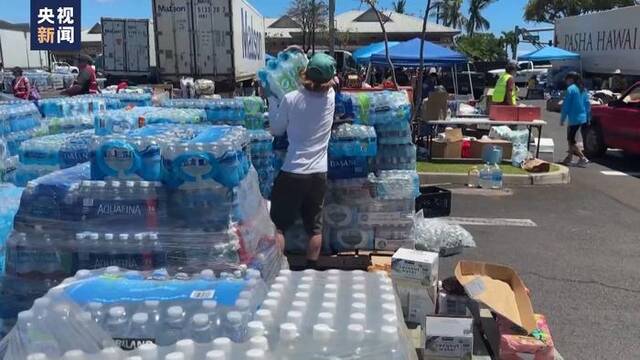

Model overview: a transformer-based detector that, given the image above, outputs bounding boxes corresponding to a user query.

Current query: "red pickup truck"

[586,82,640,157]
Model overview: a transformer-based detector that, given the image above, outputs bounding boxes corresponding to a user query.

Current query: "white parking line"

[601,171,640,176]
[441,217,538,227]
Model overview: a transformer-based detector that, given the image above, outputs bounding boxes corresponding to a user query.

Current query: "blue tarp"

[370,38,467,67]
[518,46,580,61]
[353,41,400,64]
[265,54,276,64]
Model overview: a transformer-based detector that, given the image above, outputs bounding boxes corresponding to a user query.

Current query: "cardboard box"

[470,138,513,160]
[498,313,555,360]
[392,248,439,286]
[454,261,537,333]
[424,315,474,358]
[517,106,542,121]
[431,140,462,159]
[490,105,518,121]
[437,291,480,318]
[395,279,437,325]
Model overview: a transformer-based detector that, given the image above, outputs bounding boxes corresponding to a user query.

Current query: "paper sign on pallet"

[424,315,474,358]
[391,248,439,286]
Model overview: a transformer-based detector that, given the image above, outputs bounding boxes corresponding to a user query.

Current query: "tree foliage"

[501,30,518,60]
[435,0,467,29]
[456,33,506,61]
[524,0,638,23]
[466,0,495,36]
[393,0,407,14]
[287,0,328,52]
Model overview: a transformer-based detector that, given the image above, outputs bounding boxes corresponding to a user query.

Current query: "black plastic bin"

[415,186,452,218]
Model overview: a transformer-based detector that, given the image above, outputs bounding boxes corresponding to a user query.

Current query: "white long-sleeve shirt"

[270,88,335,174]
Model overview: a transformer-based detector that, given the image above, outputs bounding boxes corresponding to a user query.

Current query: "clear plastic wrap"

[248,130,274,199]
[0,269,417,360]
[160,97,266,129]
[94,107,208,136]
[0,184,24,272]
[101,93,153,107]
[43,115,94,135]
[414,211,476,255]
[0,103,43,157]
[323,171,418,253]
[335,90,412,125]
[37,97,108,118]
[18,131,93,168]
[328,124,377,180]
[257,50,309,102]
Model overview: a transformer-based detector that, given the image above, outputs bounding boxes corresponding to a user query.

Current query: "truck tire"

[583,123,607,158]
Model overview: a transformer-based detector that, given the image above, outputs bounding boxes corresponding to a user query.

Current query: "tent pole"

[467,62,474,99]
[366,63,372,84]
[453,66,458,95]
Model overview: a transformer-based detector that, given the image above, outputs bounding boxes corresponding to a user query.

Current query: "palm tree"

[466,0,495,36]
[501,30,518,60]
[436,0,467,30]
[393,0,407,13]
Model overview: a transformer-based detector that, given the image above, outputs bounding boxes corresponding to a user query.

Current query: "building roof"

[82,22,102,43]
[335,9,459,35]
[266,16,300,39]
[0,20,30,32]
[266,9,460,39]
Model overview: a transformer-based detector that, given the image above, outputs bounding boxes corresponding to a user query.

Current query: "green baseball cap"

[306,53,337,83]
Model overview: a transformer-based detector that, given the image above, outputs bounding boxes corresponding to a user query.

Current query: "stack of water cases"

[0,269,417,360]
[338,91,416,171]
[2,73,52,92]
[248,130,274,199]
[0,185,23,271]
[160,98,266,129]
[94,107,207,136]
[0,103,42,157]
[12,131,94,186]
[43,115,94,135]
[257,50,309,102]
[37,97,109,118]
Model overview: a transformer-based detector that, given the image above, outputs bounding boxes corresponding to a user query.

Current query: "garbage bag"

[414,211,475,255]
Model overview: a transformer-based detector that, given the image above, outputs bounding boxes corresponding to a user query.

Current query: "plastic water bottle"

[479,164,493,189]
[157,306,186,346]
[105,306,128,337]
[224,311,245,342]
[190,313,214,343]
[491,163,503,190]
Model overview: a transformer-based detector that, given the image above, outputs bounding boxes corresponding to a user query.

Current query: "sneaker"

[576,158,590,167]
[560,155,573,166]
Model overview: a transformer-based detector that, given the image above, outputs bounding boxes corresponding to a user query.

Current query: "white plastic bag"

[414,211,476,255]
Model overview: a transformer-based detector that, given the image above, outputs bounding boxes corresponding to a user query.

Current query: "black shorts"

[567,124,588,145]
[270,171,327,236]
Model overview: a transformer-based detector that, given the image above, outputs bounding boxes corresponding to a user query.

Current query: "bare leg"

[306,234,322,262]
[275,230,285,253]
[571,144,586,160]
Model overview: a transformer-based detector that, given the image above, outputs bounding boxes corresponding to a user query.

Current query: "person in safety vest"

[62,54,99,96]
[493,62,518,105]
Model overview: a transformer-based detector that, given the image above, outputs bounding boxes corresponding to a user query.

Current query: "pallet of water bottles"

[160,97,267,129]
[0,267,418,360]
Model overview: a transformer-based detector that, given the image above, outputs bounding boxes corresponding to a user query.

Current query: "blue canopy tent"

[353,41,400,65]
[518,46,580,61]
[369,38,471,96]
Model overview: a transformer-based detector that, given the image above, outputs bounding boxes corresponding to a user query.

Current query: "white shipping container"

[0,29,48,69]
[152,0,265,84]
[101,18,151,76]
[555,5,640,75]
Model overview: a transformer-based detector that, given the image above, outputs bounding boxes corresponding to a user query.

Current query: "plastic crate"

[416,186,452,218]
[489,105,518,121]
[517,106,542,121]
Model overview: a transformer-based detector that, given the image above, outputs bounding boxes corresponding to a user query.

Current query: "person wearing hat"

[492,62,518,105]
[11,67,30,100]
[62,54,99,96]
[269,53,337,269]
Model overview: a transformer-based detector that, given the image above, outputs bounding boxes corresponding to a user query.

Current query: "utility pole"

[329,0,335,57]
[311,0,317,54]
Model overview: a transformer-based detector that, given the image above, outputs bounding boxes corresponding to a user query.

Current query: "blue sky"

[3,0,551,51]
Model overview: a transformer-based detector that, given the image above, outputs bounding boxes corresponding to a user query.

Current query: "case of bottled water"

[328,124,377,180]
[257,50,309,102]
[248,130,274,199]
[0,185,24,272]
[335,91,412,126]
[95,108,208,136]
[38,97,108,118]
[44,116,94,135]
[102,93,153,108]
[0,103,43,157]
[0,269,417,360]
[160,98,266,129]
[18,131,93,168]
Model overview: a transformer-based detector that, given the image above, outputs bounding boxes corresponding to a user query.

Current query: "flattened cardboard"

[454,261,536,333]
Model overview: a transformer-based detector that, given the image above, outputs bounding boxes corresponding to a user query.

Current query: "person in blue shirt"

[560,72,591,167]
